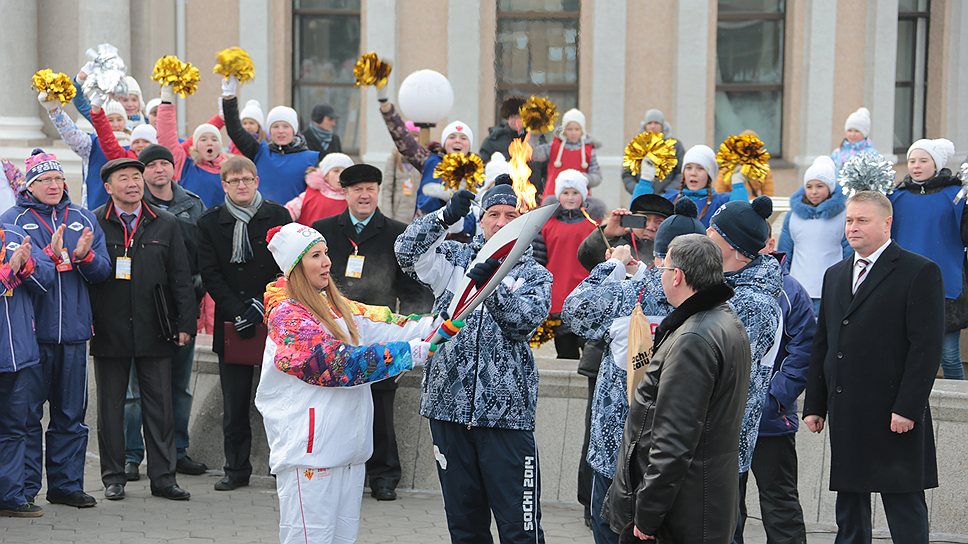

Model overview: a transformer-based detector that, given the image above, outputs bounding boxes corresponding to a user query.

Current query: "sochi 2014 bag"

[626,302,654,403]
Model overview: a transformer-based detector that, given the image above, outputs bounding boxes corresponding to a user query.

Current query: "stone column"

[864,0,899,161]
[944,1,968,161]
[793,0,838,172]
[0,0,46,140]
[447,0,482,135]
[362,0,398,166]
[239,0,273,115]
[77,0,131,67]
[674,0,712,151]
[590,0,628,210]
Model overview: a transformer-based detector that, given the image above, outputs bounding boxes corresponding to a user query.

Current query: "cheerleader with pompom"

[530,108,602,198]
[830,107,879,173]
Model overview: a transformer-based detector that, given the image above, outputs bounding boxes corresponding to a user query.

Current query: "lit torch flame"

[508,132,537,212]
[579,207,598,227]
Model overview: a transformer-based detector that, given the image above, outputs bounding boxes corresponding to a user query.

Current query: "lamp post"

[397,69,454,147]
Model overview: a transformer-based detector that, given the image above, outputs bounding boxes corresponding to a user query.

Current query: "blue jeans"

[941,331,964,380]
[590,471,619,544]
[124,339,196,463]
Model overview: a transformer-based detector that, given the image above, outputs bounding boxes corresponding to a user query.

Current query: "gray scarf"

[224,191,264,263]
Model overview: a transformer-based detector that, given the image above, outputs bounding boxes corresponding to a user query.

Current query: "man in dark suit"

[196,155,291,492]
[804,191,943,544]
[312,163,433,501]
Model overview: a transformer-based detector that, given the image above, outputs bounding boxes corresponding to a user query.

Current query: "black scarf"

[268,133,310,154]
[652,282,734,354]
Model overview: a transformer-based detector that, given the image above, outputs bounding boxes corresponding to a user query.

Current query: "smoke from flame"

[508,133,537,212]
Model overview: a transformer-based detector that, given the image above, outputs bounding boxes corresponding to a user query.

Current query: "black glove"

[233,299,264,339]
[466,258,502,288]
[441,189,475,227]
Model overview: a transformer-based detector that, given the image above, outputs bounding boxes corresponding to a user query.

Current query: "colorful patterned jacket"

[395,211,553,431]
[255,277,437,472]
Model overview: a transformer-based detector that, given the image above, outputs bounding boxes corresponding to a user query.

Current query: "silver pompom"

[839,151,896,197]
[954,161,968,204]
[81,43,129,102]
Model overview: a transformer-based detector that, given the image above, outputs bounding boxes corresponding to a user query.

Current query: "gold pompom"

[434,153,485,193]
[519,96,559,134]
[623,132,679,180]
[212,47,255,83]
[151,56,200,98]
[31,69,76,106]
[529,317,562,348]
[717,134,771,184]
[353,52,392,89]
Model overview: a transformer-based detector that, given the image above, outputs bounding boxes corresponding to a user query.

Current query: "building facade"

[1,0,966,207]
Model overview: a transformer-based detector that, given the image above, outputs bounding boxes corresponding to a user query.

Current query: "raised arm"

[90,107,130,160]
[379,102,429,171]
[156,102,188,178]
[221,95,260,160]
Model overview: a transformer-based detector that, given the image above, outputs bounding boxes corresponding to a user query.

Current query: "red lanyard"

[116,206,144,256]
[28,208,70,235]
[0,229,5,264]
[347,236,359,255]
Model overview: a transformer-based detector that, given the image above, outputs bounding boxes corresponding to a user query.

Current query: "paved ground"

[0,451,882,544]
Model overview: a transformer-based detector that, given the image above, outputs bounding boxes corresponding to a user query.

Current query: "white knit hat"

[123,76,145,112]
[441,120,474,151]
[682,144,718,178]
[267,223,326,278]
[266,105,299,133]
[554,108,588,168]
[103,100,127,120]
[240,99,265,128]
[129,124,157,145]
[145,98,161,117]
[554,169,588,202]
[319,152,354,175]
[803,155,837,192]
[192,123,222,146]
[844,107,871,138]
[907,138,956,171]
[484,152,510,185]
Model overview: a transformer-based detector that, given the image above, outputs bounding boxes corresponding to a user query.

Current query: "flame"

[508,132,537,212]
[580,207,599,227]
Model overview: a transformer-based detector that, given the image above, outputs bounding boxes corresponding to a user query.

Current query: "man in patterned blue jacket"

[1,149,111,510]
[395,185,552,544]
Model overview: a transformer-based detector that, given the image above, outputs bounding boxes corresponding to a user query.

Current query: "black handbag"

[153,283,178,343]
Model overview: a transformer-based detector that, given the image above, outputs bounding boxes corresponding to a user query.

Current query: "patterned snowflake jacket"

[254,277,438,473]
[562,260,673,479]
[726,254,783,473]
[394,211,553,431]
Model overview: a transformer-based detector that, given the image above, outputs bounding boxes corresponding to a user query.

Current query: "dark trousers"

[554,331,583,360]
[93,357,176,488]
[429,419,544,544]
[734,433,806,543]
[578,376,596,511]
[835,490,929,544]
[218,354,255,481]
[125,339,196,463]
[590,471,620,544]
[25,343,90,497]
[366,387,401,490]
[0,366,33,508]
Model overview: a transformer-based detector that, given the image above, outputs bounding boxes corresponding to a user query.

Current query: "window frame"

[714,4,786,158]
[894,2,930,154]
[494,5,581,121]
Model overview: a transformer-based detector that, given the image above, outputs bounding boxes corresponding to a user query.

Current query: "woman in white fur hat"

[830,106,879,172]
[777,155,851,316]
[256,223,435,543]
[530,108,602,198]
[890,137,967,380]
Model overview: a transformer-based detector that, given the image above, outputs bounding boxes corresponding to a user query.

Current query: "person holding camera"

[197,155,291,492]
[577,193,674,272]
[89,157,196,501]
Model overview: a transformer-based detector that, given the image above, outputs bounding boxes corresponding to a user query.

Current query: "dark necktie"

[355,222,364,235]
[121,212,136,232]
[852,258,870,294]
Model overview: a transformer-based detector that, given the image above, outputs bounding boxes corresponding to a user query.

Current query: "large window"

[292,0,361,152]
[715,0,785,157]
[495,0,580,122]
[894,0,929,153]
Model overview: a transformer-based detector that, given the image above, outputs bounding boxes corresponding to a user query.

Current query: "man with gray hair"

[605,234,752,542]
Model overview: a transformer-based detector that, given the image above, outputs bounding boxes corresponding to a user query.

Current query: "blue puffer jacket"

[562,260,673,479]
[395,212,552,431]
[726,254,783,473]
[417,154,476,236]
[1,193,112,344]
[0,224,55,373]
[830,138,878,173]
[758,254,816,436]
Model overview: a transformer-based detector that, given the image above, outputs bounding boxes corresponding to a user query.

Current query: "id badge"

[56,249,73,272]
[115,256,132,280]
[345,254,365,278]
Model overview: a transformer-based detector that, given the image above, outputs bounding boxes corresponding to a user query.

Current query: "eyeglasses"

[657,266,679,274]
[224,176,256,186]
[33,176,66,187]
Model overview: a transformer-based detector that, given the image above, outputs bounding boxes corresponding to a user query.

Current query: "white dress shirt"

[852,238,892,293]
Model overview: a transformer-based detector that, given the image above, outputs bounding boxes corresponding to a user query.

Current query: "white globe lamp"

[398,69,454,145]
